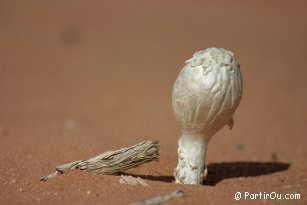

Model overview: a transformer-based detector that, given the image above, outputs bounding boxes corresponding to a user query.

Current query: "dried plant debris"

[41,140,159,181]
[119,175,149,186]
[129,190,183,205]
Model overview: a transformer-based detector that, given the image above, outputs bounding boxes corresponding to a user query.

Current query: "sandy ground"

[0,0,307,204]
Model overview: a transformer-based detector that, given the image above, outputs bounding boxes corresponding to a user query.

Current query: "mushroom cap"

[172,48,243,140]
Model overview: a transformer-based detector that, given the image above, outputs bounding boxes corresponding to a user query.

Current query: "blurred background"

[0,1,306,204]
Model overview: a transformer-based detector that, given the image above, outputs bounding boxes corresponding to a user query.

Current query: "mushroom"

[172,48,243,185]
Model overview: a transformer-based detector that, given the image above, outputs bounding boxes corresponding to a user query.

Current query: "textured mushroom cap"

[172,48,243,140]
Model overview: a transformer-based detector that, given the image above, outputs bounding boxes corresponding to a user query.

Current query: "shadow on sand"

[204,161,290,186]
[122,161,290,186]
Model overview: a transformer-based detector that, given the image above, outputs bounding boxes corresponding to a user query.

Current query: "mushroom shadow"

[204,161,290,186]
[120,161,289,186]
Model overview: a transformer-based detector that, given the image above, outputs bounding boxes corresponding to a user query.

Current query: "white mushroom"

[172,48,243,185]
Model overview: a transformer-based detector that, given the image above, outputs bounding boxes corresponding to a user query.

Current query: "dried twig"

[119,175,149,186]
[41,140,159,181]
[129,190,183,205]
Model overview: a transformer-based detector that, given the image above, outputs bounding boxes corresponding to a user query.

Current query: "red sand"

[0,1,306,204]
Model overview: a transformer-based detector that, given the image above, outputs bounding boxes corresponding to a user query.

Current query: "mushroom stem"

[174,133,209,185]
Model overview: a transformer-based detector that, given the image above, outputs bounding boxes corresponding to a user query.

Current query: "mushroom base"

[174,134,208,185]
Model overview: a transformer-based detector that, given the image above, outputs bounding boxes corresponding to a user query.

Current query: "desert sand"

[0,1,306,204]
